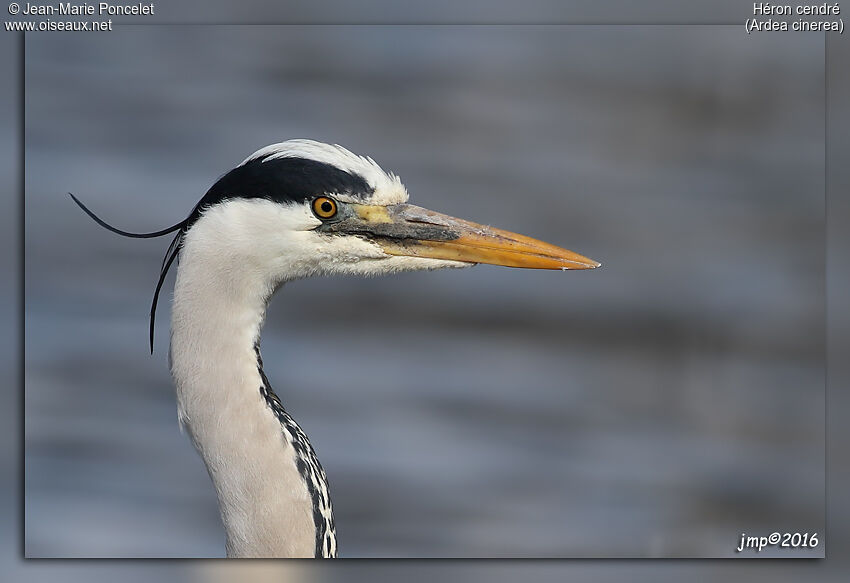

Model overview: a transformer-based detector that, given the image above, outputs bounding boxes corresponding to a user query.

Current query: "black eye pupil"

[321,201,333,213]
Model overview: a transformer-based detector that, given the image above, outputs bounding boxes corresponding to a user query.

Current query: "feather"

[68,192,188,353]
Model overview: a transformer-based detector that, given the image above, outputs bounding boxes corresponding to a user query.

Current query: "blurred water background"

[24,26,824,558]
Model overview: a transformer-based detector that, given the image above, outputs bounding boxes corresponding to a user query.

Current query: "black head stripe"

[186,156,374,229]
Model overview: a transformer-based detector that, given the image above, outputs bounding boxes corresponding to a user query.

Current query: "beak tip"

[560,257,601,271]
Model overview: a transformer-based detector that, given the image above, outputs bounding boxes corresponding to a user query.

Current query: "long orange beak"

[331,203,600,270]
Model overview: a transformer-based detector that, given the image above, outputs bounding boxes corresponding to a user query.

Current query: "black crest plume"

[68,193,188,354]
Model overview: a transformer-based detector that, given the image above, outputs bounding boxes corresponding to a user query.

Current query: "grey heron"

[71,139,600,558]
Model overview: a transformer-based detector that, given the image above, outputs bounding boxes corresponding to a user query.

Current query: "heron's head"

[180,139,599,287]
[72,139,599,350]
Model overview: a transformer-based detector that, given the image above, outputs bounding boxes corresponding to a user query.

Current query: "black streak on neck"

[254,343,335,558]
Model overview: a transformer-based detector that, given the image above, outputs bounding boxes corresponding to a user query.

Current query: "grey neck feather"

[168,234,336,558]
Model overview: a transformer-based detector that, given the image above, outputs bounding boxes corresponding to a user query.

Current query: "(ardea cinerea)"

[71,139,600,558]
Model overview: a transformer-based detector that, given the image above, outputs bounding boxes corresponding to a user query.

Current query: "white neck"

[169,217,334,558]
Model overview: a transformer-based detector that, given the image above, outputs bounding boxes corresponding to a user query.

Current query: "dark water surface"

[24,26,824,557]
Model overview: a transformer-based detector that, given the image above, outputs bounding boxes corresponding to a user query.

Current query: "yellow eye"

[312,196,338,219]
